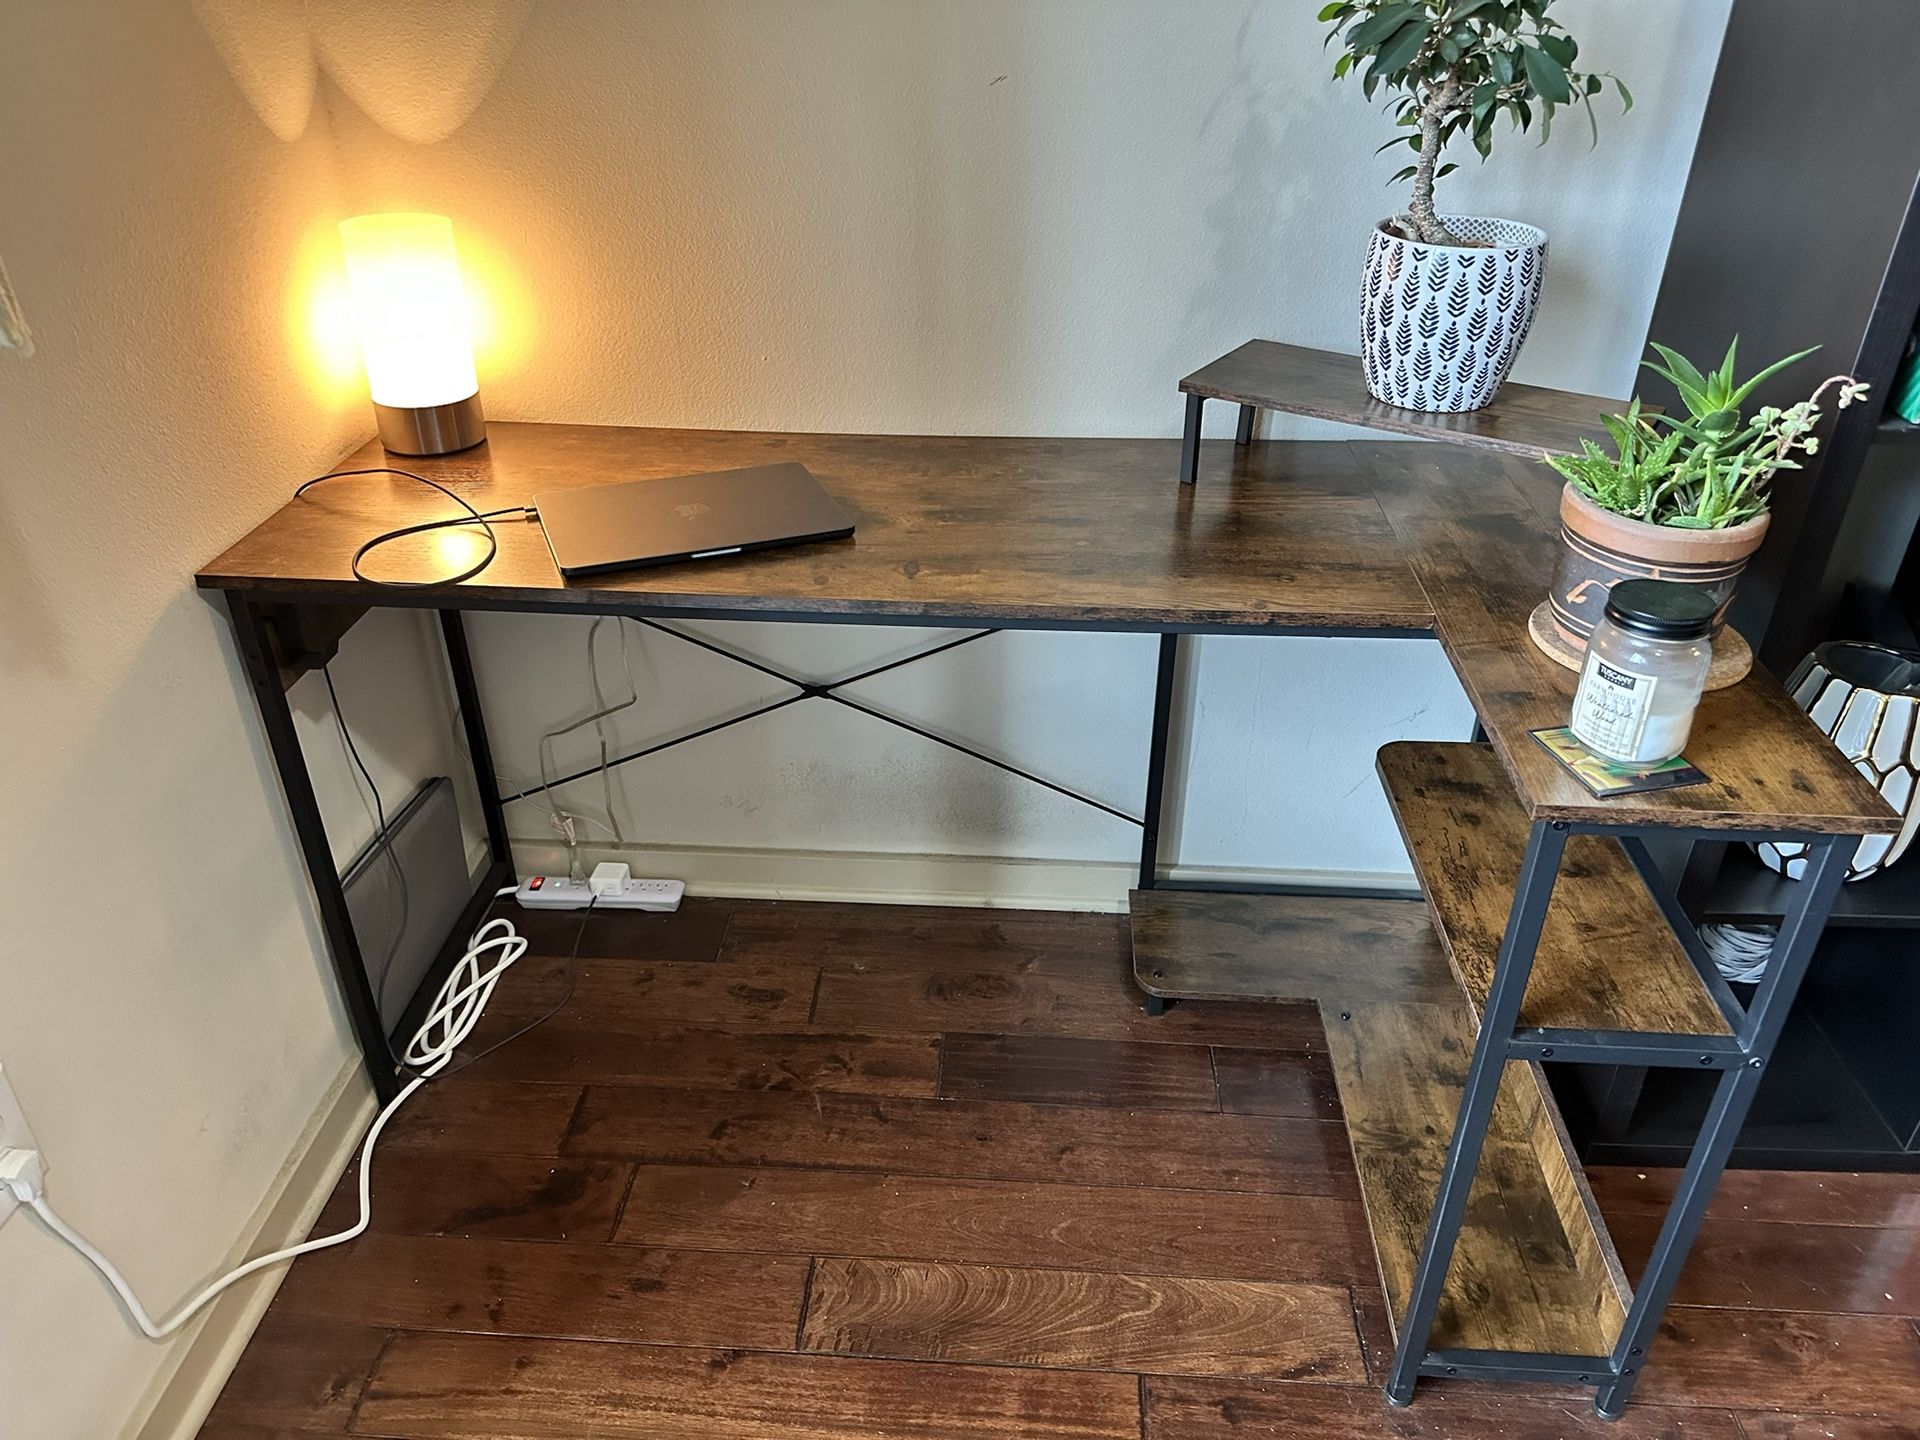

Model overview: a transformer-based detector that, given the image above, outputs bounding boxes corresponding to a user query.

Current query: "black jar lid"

[1603,579,1716,640]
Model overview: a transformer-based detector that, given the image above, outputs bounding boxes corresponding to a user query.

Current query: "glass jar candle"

[1569,579,1715,767]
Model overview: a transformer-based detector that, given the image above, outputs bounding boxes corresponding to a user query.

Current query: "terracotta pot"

[1547,484,1770,651]
[1359,214,1547,413]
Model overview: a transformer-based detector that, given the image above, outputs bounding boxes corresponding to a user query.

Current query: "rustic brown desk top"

[1183,340,1628,459]
[199,421,1895,836]
[1356,442,1897,837]
[196,424,1434,633]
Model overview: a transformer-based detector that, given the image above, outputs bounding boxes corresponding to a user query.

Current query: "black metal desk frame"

[1382,815,1852,1418]
[219,414,1872,1425]
[222,584,1425,1104]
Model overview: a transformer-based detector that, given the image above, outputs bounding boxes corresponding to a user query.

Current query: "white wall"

[0,5,468,1437]
[324,0,1730,899]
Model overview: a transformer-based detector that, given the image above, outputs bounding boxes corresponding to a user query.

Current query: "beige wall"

[0,4,466,1436]
[323,0,1729,898]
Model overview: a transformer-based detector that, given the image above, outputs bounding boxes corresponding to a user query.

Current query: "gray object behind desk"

[342,776,475,1038]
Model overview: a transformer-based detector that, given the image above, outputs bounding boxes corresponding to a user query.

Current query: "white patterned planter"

[1757,642,1920,882]
[1359,214,1547,413]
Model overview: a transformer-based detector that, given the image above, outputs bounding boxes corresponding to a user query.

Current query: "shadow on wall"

[0,487,69,678]
[190,0,533,144]
[1171,5,1307,397]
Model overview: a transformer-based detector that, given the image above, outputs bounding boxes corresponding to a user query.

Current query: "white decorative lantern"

[1757,642,1920,881]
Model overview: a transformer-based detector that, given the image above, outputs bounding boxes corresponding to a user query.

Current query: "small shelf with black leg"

[1175,339,1629,485]
[1565,580,1920,1171]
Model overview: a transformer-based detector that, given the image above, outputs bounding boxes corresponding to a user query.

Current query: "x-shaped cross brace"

[498,619,1143,827]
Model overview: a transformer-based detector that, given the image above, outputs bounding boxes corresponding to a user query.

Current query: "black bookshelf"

[1639,0,1920,674]
[1562,0,1920,1174]
[1701,847,1920,931]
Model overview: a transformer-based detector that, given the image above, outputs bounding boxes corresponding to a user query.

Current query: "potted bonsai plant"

[1537,339,1870,681]
[1321,0,1630,413]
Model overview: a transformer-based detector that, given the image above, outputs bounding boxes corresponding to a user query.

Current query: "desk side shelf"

[1144,355,1896,1413]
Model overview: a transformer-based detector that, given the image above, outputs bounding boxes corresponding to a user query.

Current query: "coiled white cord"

[9,892,526,1340]
[1701,921,1776,984]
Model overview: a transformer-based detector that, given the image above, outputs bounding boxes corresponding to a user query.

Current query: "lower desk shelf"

[1129,889,1454,1008]
[1129,888,1630,1358]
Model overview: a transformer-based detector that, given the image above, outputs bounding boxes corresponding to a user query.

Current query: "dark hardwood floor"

[199,899,1920,1439]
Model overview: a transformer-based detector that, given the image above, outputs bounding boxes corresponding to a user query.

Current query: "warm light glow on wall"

[448,228,532,387]
[287,223,364,411]
[338,212,479,409]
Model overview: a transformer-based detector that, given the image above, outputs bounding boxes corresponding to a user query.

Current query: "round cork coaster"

[1527,601,1753,691]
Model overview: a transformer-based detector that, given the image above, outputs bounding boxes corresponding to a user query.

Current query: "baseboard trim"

[508,837,1415,912]
[123,1059,376,1440]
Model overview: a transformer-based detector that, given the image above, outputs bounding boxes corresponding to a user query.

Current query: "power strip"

[513,875,684,913]
[594,877,684,912]
[514,876,593,910]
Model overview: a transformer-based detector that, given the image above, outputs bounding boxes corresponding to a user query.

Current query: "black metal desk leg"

[1139,633,1180,893]
[1138,633,1183,1018]
[1385,819,1569,1407]
[1180,394,1205,485]
[1592,834,1851,1420]
[226,592,400,1103]
[1235,404,1257,446]
[440,610,511,868]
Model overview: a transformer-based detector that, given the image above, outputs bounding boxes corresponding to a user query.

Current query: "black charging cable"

[293,467,534,587]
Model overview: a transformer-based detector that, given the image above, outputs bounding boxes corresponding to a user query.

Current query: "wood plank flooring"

[200,898,1920,1440]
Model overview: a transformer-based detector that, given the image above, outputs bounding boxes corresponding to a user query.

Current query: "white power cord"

[538,616,641,879]
[1701,921,1776,984]
[0,890,526,1340]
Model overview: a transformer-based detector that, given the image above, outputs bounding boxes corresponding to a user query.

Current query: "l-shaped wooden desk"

[197,355,1895,1418]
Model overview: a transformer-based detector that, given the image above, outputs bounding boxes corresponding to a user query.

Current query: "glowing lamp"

[338,212,485,455]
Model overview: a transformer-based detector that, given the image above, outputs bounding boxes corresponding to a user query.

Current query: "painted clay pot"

[1359,214,1546,413]
[1547,484,1770,652]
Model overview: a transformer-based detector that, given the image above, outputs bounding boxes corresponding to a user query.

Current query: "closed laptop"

[535,462,855,576]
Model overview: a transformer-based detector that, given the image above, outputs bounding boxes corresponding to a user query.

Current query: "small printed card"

[1530,726,1709,797]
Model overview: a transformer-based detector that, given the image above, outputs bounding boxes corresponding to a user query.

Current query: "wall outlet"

[0,1062,42,1228]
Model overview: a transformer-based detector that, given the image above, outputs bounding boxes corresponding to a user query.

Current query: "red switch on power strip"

[513,876,592,910]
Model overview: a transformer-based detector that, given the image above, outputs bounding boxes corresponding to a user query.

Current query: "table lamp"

[338,212,486,456]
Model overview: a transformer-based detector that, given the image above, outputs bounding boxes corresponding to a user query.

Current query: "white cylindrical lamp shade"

[338,212,486,455]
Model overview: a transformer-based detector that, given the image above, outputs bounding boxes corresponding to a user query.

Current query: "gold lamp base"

[374,393,486,456]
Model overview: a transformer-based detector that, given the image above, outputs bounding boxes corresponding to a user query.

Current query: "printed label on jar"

[1570,655,1656,760]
